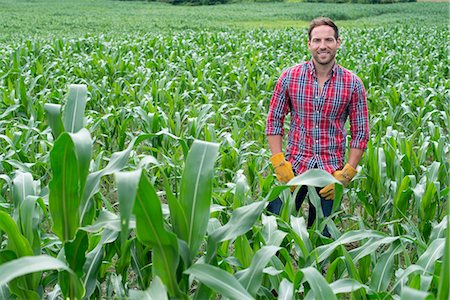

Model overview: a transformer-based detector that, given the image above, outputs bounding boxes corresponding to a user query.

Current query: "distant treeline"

[119,0,416,5]
[119,0,415,4]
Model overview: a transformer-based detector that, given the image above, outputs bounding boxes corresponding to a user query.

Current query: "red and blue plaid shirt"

[266,61,369,174]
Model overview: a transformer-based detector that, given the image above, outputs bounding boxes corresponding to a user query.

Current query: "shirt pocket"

[323,93,350,119]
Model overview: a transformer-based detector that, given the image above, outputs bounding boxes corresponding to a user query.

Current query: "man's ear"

[337,37,341,48]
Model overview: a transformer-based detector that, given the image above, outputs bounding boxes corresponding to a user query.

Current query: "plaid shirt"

[266,61,369,174]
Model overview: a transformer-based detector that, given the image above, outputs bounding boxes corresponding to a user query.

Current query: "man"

[265,17,369,236]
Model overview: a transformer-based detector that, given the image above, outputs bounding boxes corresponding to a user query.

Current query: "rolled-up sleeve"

[349,78,369,150]
[266,69,290,136]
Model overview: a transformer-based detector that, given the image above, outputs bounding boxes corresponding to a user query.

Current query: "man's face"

[308,25,341,66]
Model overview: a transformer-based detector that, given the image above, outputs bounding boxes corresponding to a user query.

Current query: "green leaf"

[278,279,294,300]
[393,175,414,218]
[44,103,64,139]
[19,195,42,254]
[207,201,267,262]
[185,264,253,300]
[437,200,449,300]
[129,276,168,300]
[116,170,141,254]
[370,241,403,292]
[83,229,118,299]
[0,211,38,299]
[64,230,88,278]
[210,201,266,244]
[289,216,312,258]
[417,238,445,274]
[62,84,87,133]
[131,171,181,297]
[236,245,280,296]
[49,129,92,242]
[175,140,219,260]
[288,169,341,187]
[0,255,84,299]
[311,230,386,263]
[400,286,434,300]
[12,171,34,209]
[0,211,33,257]
[329,278,367,294]
[301,267,336,300]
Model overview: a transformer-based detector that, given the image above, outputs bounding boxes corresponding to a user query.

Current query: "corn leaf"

[62,84,87,133]
[236,245,280,296]
[44,103,64,139]
[174,140,219,261]
[49,129,92,242]
[129,276,168,300]
[301,267,336,300]
[130,170,181,297]
[288,169,341,187]
[278,279,294,300]
[185,264,253,300]
[0,255,84,299]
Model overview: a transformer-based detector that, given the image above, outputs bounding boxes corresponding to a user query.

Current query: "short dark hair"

[308,17,339,41]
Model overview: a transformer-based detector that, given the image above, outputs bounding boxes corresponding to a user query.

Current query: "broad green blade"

[208,200,267,262]
[0,211,38,298]
[132,172,180,297]
[370,242,403,292]
[278,279,294,300]
[83,229,118,299]
[236,245,280,296]
[185,264,253,300]
[49,130,92,242]
[436,200,449,300]
[417,238,445,274]
[68,129,92,199]
[0,211,33,257]
[44,103,64,139]
[0,255,84,299]
[64,229,88,278]
[19,195,42,254]
[311,230,386,263]
[329,278,367,294]
[393,175,414,218]
[210,201,267,243]
[129,276,168,300]
[400,286,434,300]
[175,140,219,260]
[350,236,399,263]
[12,171,34,209]
[62,84,87,133]
[290,216,312,257]
[301,267,336,300]
[115,170,141,253]
[288,169,340,187]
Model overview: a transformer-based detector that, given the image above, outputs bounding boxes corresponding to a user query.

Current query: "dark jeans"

[267,185,333,237]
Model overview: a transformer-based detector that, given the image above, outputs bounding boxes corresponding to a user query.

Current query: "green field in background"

[1,0,448,41]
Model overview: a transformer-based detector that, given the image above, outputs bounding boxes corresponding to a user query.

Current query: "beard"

[313,51,336,65]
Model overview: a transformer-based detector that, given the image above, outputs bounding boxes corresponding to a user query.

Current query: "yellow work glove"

[319,163,357,200]
[270,153,295,184]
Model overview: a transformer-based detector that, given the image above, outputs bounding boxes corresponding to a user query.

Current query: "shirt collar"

[308,60,339,78]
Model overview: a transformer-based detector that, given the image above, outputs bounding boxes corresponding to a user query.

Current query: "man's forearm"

[267,135,283,155]
[347,148,365,168]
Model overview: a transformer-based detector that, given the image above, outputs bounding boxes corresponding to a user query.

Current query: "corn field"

[0,24,448,299]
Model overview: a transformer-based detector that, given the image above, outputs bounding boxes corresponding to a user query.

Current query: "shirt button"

[315,125,319,128]
[316,140,319,143]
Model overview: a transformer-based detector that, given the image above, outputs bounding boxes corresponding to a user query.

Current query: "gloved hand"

[319,163,357,200]
[270,153,295,183]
